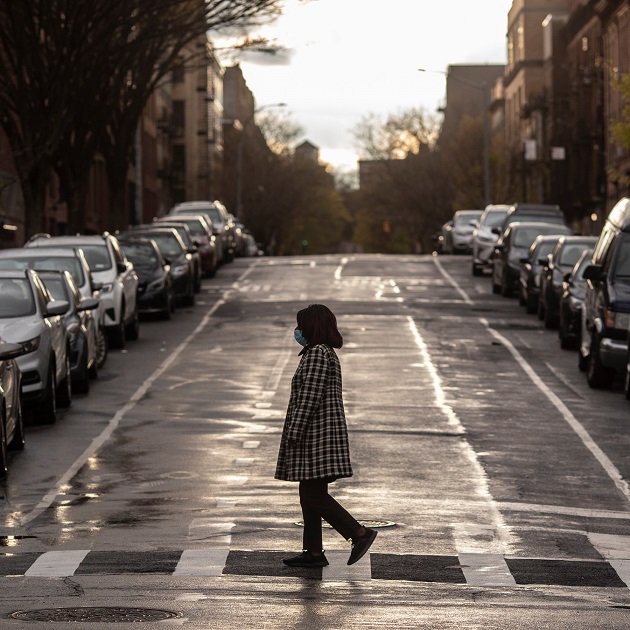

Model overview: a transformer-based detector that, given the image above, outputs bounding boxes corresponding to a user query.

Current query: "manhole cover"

[296,519,396,528]
[9,607,181,623]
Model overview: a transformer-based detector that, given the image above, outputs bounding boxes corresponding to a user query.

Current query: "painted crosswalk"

[0,549,628,588]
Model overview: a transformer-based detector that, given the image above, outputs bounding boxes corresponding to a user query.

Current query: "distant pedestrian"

[276,304,377,567]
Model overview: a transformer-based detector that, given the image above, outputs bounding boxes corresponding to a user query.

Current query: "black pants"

[299,478,361,552]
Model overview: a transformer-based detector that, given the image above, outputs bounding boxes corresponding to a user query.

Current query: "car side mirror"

[91,280,103,292]
[583,264,603,282]
[0,342,26,360]
[563,272,572,282]
[46,300,70,316]
[495,243,504,251]
[78,297,100,312]
[491,227,501,235]
[538,258,548,266]
[519,257,529,264]
[117,262,127,274]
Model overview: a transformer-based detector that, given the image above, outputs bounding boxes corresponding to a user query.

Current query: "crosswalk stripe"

[458,553,516,586]
[173,549,230,576]
[321,550,372,581]
[589,533,630,588]
[24,550,90,577]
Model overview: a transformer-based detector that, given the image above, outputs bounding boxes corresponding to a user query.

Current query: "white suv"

[26,234,139,348]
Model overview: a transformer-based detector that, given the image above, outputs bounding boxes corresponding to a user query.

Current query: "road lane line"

[18,263,259,528]
[432,257,474,305]
[481,319,630,504]
[499,501,630,520]
[25,550,89,577]
[242,440,260,449]
[458,553,516,586]
[407,316,516,554]
[430,257,630,506]
[589,533,630,587]
[174,549,229,577]
[322,549,372,581]
[334,257,349,280]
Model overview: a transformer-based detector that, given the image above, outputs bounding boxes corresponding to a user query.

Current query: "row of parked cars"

[444,199,630,397]
[0,200,260,478]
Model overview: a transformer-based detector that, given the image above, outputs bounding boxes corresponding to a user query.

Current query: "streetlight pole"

[235,102,286,219]
[418,68,491,207]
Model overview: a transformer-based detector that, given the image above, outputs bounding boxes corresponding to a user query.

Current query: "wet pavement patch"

[223,550,322,580]
[74,551,182,575]
[505,559,626,587]
[0,552,41,575]
[0,535,37,547]
[9,607,181,622]
[371,553,466,583]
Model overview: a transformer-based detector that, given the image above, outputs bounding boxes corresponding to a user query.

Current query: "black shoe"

[348,528,377,565]
[283,551,329,568]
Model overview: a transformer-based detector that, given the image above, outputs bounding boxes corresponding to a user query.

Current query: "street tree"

[0,0,283,237]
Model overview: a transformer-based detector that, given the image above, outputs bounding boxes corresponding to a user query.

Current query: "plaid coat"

[275,344,353,482]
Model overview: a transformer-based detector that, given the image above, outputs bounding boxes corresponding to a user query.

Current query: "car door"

[111,238,138,316]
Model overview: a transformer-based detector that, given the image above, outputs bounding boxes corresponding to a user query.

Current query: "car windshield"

[0,256,85,286]
[121,243,161,270]
[0,278,35,318]
[559,244,591,267]
[80,245,112,271]
[178,220,206,237]
[41,276,69,302]
[514,228,553,248]
[613,237,630,279]
[533,241,556,261]
[140,233,184,258]
[483,211,508,228]
[454,212,480,226]
[160,226,192,247]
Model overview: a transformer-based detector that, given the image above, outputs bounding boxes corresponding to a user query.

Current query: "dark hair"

[297,304,343,349]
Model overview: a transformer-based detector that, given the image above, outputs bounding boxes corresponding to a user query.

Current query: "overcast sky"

[226,0,513,171]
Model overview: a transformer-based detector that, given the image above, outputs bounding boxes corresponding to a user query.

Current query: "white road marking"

[321,549,372,581]
[25,550,90,577]
[18,263,259,528]
[458,552,516,587]
[173,549,230,577]
[334,257,349,280]
[433,258,630,506]
[242,440,260,449]
[407,316,516,554]
[234,458,255,466]
[432,257,474,305]
[589,533,630,587]
[500,501,630,520]
[216,498,238,508]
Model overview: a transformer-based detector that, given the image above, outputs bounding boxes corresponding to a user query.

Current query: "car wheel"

[624,358,630,401]
[36,361,57,424]
[73,346,90,395]
[525,292,537,315]
[126,309,140,341]
[109,311,126,350]
[578,350,588,372]
[183,283,195,307]
[194,267,202,293]
[544,303,558,329]
[95,327,108,369]
[537,295,545,321]
[8,395,25,451]
[56,351,72,408]
[472,262,483,277]
[500,274,512,297]
[518,287,526,306]
[0,410,8,479]
[587,334,615,389]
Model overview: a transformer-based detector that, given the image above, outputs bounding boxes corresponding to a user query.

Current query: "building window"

[172,100,185,137]
[172,59,185,83]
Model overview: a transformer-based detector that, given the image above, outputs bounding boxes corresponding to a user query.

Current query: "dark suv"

[581,198,630,388]
[493,203,569,239]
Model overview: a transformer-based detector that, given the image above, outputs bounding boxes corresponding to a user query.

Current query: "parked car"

[38,270,100,394]
[154,214,218,277]
[169,201,232,263]
[581,198,630,388]
[118,228,194,306]
[119,239,175,320]
[0,270,71,423]
[538,236,598,329]
[559,249,594,350]
[0,341,27,478]
[471,204,510,275]
[141,222,201,292]
[25,233,139,349]
[493,203,569,239]
[518,234,564,313]
[492,222,572,297]
[442,209,483,255]
[0,247,108,368]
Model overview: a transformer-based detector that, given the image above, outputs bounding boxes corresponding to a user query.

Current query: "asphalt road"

[1,253,630,629]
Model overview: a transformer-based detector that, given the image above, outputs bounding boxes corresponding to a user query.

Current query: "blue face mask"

[294,328,308,347]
